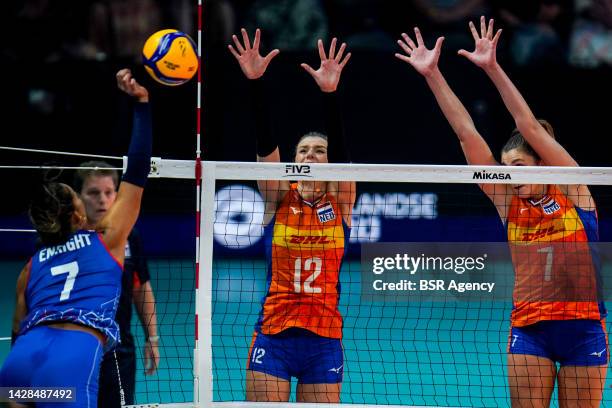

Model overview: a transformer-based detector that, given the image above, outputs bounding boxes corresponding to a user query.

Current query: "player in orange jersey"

[396,17,606,408]
[229,28,356,403]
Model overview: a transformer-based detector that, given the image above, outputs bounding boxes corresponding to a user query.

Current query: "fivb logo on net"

[284,164,312,178]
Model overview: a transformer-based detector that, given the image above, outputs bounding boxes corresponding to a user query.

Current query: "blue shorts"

[247,328,344,384]
[0,325,103,408]
[508,320,608,366]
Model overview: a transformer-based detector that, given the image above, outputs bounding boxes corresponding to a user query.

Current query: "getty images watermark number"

[0,387,75,402]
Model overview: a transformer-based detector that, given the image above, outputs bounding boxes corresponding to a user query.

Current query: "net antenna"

[194,0,204,404]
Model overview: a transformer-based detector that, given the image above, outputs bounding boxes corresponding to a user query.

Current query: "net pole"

[198,162,216,404]
[194,0,204,405]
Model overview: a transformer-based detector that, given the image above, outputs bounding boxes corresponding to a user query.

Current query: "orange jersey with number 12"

[255,185,349,339]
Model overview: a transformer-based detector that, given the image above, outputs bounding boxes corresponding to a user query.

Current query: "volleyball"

[142,29,198,86]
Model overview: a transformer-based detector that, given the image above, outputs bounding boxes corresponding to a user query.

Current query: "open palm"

[228,28,279,79]
[395,28,444,77]
[301,38,351,93]
[458,16,502,70]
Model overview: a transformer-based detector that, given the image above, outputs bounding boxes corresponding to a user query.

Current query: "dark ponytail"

[29,182,75,246]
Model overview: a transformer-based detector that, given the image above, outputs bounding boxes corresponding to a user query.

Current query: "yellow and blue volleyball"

[142,29,198,86]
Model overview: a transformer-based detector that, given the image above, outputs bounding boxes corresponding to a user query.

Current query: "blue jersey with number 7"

[21,230,123,351]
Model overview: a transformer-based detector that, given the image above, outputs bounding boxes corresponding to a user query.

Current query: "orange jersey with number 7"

[255,184,349,339]
[506,184,606,327]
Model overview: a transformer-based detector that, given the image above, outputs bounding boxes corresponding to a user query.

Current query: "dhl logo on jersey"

[518,226,567,242]
[288,235,333,244]
[272,224,345,249]
[507,208,584,243]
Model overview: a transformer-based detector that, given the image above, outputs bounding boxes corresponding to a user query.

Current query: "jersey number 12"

[294,257,322,293]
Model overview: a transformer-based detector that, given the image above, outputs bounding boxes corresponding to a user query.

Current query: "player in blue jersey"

[74,161,160,408]
[0,68,152,408]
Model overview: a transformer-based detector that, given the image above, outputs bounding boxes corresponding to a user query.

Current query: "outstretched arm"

[228,29,285,211]
[322,89,354,215]
[228,28,281,163]
[302,38,352,164]
[302,38,356,222]
[395,28,496,167]
[459,17,592,210]
[99,69,151,262]
[458,17,576,167]
[228,28,281,162]
[396,27,511,218]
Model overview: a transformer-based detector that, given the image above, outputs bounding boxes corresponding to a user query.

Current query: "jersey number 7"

[50,261,80,301]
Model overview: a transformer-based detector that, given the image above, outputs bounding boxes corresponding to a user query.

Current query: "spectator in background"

[201,0,236,47]
[74,161,160,408]
[89,0,163,62]
[493,0,573,67]
[412,0,489,49]
[326,0,395,50]
[5,0,105,118]
[159,0,197,35]
[570,0,612,67]
[244,0,327,50]
[6,0,95,63]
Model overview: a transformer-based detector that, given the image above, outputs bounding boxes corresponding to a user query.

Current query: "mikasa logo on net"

[472,170,511,180]
[284,164,312,178]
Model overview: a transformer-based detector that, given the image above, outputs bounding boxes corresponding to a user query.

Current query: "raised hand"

[228,28,280,79]
[301,38,351,93]
[458,16,502,70]
[395,27,444,77]
[116,68,149,103]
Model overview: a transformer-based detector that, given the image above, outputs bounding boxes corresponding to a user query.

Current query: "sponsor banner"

[210,184,451,253]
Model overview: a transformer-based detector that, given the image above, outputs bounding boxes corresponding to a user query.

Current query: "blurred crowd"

[2,0,609,152]
[4,0,612,68]
[1,0,610,215]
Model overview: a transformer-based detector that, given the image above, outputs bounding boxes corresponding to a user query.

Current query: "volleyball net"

[197,161,612,408]
[2,159,612,407]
